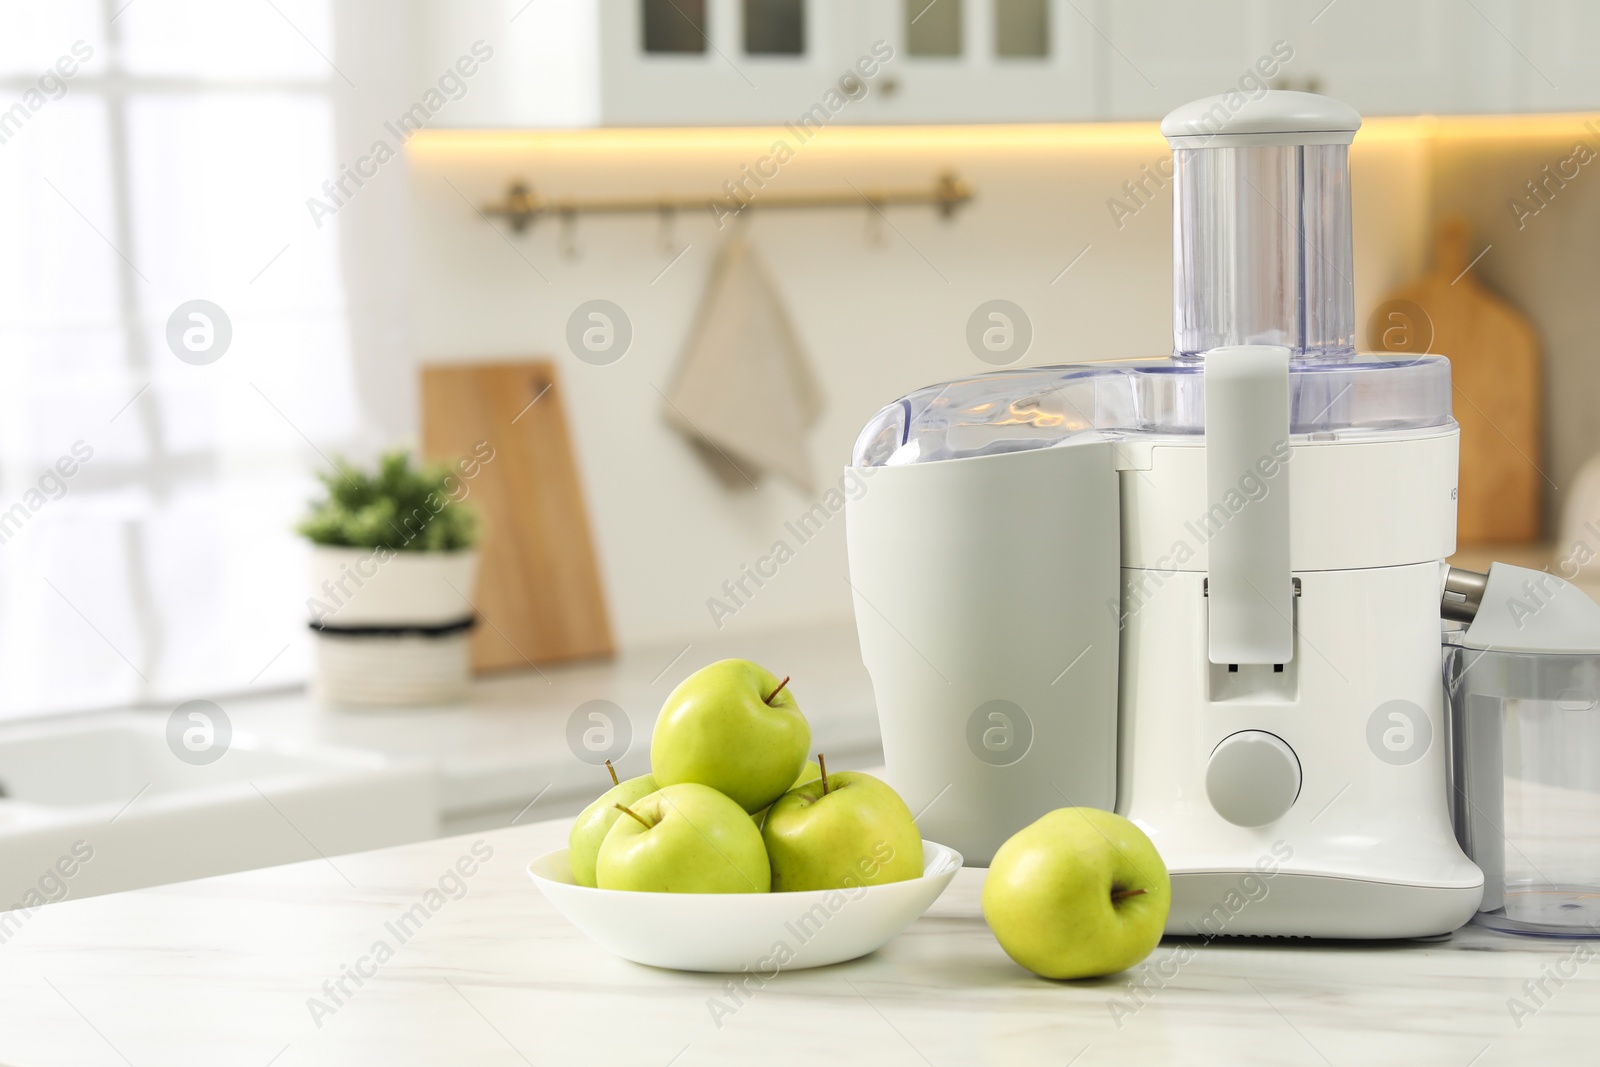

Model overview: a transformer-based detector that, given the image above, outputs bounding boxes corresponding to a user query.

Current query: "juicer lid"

[1456,563,1600,655]
[1162,90,1361,148]
[849,356,1455,468]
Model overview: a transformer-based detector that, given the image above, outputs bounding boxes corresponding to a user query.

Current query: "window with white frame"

[0,0,365,719]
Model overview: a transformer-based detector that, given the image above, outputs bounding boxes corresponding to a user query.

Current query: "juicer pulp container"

[1448,641,1600,936]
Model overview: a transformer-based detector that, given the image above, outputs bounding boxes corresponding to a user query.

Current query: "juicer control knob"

[1206,730,1301,827]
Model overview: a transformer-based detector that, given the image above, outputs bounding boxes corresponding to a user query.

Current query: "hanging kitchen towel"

[662,232,823,493]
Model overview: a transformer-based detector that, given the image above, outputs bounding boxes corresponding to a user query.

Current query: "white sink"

[0,714,438,909]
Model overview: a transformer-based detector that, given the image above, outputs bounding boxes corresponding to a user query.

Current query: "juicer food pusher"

[845,91,1600,939]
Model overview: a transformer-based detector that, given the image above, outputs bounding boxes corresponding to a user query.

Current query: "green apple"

[762,767,923,892]
[753,761,821,829]
[651,660,810,813]
[596,783,771,893]
[982,807,1171,979]
[568,769,659,888]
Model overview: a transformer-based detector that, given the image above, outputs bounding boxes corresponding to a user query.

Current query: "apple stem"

[604,759,619,787]
[765,676,791,705]
[818,752,829,796]
[614,803,651,829]
[1110,887,1148,903]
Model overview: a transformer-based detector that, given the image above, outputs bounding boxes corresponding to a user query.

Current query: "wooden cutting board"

[421,360,613,670]
[1368,216,1543,544]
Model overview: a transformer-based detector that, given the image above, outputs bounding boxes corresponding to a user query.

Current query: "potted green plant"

[297,450,482,705]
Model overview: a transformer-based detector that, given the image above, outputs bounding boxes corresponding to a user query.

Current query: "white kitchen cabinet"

[414,0,1600,127]
[597,0,1100,125]
[1097,0,1600,121]
[1511,0,1600,113]
[1098,0,1512,119]
[831,0,1100,123]
[1099,0,1286,120]
[1288,0,1517,117]
[598,0,867,126]
[416,0,1098,127]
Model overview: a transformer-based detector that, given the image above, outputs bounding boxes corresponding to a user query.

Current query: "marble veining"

[0,814,1595,1066]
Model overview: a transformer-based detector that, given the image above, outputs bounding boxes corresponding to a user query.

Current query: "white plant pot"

[309,545,479,626]
[307,546,480,706]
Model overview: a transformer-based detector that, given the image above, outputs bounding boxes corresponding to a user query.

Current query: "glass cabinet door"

[838,0,1096,122]
[744,0,807,55]
[641,0,709,53]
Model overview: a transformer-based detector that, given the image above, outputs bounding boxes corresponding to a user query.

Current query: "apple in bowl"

[762,758,923,892]
[596,783,770,894]
[651,660,810,814]
[567,761,659,888]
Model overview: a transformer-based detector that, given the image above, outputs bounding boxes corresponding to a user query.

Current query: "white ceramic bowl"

[528,840,962,972]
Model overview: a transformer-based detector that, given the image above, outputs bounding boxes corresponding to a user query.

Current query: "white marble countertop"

[2,812,1596,1066]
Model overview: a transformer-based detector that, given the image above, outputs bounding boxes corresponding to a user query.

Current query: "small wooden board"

[421,360,613,670]
[1369,216,1543,543]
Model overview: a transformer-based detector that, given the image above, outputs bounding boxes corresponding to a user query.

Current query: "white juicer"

[844,91,1532,938]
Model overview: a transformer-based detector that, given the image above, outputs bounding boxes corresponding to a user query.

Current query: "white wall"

[410,0,601,129]
[398,125,1430,650]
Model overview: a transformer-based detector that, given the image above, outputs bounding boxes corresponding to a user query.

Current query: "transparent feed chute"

[852,91,1454,470]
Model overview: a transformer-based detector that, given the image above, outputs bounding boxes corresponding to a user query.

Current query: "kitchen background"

[4,0,1600,900]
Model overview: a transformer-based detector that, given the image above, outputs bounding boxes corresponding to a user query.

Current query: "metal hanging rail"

[481,171,974,233]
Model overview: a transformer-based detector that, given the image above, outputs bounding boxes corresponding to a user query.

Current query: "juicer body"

[846,423,1485,937]
[1114,430,1482,937]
